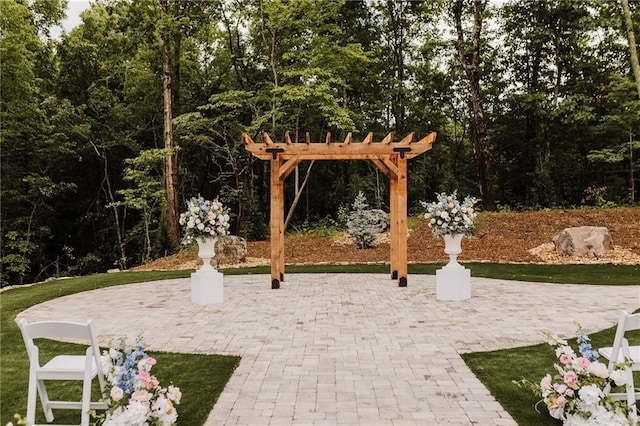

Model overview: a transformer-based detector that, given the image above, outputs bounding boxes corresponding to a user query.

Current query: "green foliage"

[2,0,640,285]
[289,216,342,238]
[112,148,172,263]
[346,192,388,249]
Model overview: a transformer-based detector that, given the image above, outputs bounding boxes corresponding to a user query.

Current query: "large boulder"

[213,236,247,266]
[552,226,614,257]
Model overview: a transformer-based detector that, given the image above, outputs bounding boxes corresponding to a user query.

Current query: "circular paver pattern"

[17,274,640,425]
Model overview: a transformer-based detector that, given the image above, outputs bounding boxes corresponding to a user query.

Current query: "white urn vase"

[436,233,471,301]
[192,236,223,304]
[443,234,463,268]
[196,237,217,271]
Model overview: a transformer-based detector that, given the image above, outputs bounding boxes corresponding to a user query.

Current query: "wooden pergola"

[243,131,436,289]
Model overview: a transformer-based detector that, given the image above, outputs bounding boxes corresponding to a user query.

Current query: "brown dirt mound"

[133,207,640,271]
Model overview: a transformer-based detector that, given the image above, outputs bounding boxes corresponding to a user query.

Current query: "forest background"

[2,0,639,287]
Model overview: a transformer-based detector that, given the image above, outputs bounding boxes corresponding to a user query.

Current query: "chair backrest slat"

[22,321,94,342]
[622,313,640,332]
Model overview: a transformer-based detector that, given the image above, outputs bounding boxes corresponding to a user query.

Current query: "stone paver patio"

[17,273,640,425]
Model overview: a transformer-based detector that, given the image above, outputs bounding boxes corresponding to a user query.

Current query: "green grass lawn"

[0,271,239,425]
[1,264,637,425]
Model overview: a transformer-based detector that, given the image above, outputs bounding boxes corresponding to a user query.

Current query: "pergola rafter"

[243,131,436,289]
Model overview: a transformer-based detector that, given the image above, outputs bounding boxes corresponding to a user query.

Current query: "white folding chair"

[19,319,109,426]
[598,311,640,423]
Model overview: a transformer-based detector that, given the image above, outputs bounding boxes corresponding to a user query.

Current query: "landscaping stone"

[214,235,247,266]
[552,226,613,257]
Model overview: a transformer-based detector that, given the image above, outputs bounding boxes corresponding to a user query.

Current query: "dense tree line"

[2,0,639,286]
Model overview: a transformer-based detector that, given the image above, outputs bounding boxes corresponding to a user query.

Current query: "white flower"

[548,404,566,420]
[589,404,633,425]
[587,362,609,379]
[564,413,590,426]
[556,345,576,358]
[578,384,603,408]
[609,369,627,386]
[104,401,149,425]
[110,386,124,402]
[167,385,182,404]
[540,374,553,395]
[152,395,178,425]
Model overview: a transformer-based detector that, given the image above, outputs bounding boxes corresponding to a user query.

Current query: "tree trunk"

[620,0,638,203]
[622,0,640,98]
[94,144,127,269]
[259,0,279,133]
[630,128,636,203]
[172,21,181,117]
[453,0,496,210]
[160,0,180,246]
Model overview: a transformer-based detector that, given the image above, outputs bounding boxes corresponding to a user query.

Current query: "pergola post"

[396,157,408,287]
[389,170,398,280]
[270,156,283,289]
[244,132,436,289]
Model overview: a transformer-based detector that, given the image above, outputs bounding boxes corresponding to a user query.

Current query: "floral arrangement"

[420,191,478,238]
[515,324,633,425]
[93,336,182,426]
[179,196,230,244]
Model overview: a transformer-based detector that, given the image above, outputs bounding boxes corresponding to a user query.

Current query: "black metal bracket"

[266,147,285,160]
[393,147,411,159]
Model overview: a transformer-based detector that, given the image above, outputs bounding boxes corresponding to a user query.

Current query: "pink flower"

[559,353,572,364]
[563,371,579,388]
[131,389,152,403]
[146,357,157,366]
[138,371,151,384]
[575,357,591,370]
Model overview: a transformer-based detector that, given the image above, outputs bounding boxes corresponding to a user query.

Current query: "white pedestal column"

[191,269,224,304]
[436,234,471,301]
[436,264,471,301]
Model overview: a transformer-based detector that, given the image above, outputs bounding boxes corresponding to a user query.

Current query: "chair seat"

[599,345,640,365]
[38,355,110,380]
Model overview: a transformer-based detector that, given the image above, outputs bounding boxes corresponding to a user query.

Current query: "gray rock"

[552,226,614,257]
[214,235,247,266]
